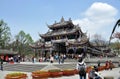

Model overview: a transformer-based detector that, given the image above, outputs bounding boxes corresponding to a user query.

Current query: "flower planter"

[98,66,106,71]
[5,72,27,79]
[32,75,48,79]
[48,69,63,78]
[62,69,75,76]
[32,71,50,79]
[74,69,79,74]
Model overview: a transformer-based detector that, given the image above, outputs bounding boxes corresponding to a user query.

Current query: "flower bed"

[48,69,63,78]
[32,70,50,79]
[62,69,75,76]
[5,72,27,79]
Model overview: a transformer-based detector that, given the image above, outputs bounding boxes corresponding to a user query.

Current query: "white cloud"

[73,2,118,40]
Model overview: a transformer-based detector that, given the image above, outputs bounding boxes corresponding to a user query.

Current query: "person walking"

[105,61,109,70]
[109,60,114,70]
[88,66,101,79]
[88,67,95,79]
[0,57,3,71]
[50,55,54,63]
[76,58,86,79]
[97,60,101,67]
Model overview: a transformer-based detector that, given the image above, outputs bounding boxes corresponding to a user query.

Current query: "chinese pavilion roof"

[40,27,80,38]
[48,17,74,30]
[68,35,89,46]
[40,17,84,38]
[29,40,44,49]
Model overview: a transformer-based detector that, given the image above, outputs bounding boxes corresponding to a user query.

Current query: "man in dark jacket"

[0,57,3,71]
[76,58,86,79]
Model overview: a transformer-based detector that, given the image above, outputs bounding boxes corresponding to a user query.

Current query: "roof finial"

[61,16,64,22]
[69,18,72,22]
[46,22,48,26]
[54,20,57,24]
[77,24,79,26]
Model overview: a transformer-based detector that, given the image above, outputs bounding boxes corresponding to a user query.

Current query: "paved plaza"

[0,61,120,79]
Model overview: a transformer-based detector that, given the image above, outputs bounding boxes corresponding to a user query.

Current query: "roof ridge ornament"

[61,16,65,22]
[46,22,49,26]
[54,21,57,24]
[69,18,72,22]
[77,24,79,26]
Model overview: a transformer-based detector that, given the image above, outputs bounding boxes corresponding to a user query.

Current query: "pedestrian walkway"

[3,62,76,72]
[99,68,120,79]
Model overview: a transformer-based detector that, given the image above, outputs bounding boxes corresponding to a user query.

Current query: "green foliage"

[15,30,34,55]
[110,41,120,49]
[32,70,48,74]
[91,34,108,46]
[15,30,33,44]
[6,72,27,77]
[109,41,120,54]
[0,19,35,56]
[113,32,120,40]
[48,69,61,72]
[0,20,11,49]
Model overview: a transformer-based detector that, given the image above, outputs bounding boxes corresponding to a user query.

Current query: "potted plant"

[62,69,75,76]
[48,69,63,78]
[32,70,50,79]
[5,72,27,79]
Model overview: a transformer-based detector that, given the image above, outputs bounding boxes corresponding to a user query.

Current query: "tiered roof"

[40,17,83,38]
[29,40,44,49]
[48,17,74,29]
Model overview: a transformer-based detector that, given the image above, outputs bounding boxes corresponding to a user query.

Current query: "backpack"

[78,63,86,76]
[89,70,95,78]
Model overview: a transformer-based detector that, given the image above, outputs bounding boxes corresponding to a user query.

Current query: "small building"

[0,49,18,61]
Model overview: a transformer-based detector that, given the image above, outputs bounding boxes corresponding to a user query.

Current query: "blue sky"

[0,0,120,41]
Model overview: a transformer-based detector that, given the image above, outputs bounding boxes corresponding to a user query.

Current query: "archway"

[76,48,84,55]
[67,49,74,54]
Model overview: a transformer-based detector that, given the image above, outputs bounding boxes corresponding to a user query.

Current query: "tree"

[109,19,120,55]
[15,30,34,55]
[0,20,11,49]
[109,32,120,55]
[91,34,107,46]
[113,32,120,40]
[110,41,120,55]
